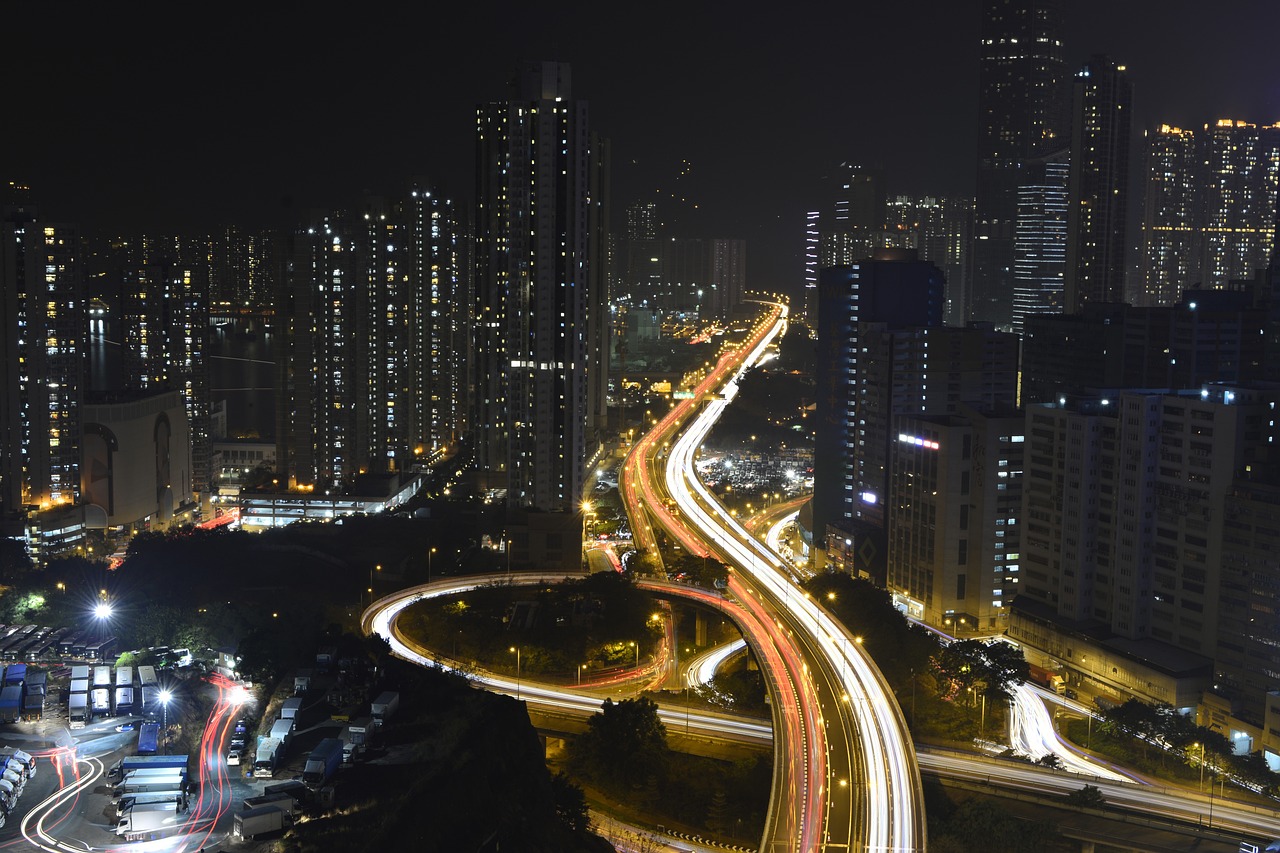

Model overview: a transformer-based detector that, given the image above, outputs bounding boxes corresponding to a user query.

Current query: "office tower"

[889,408,1025,632]
[0,197,85,518]
[812,249,944,567]
[626,201,658,241]
[803,211,820,325]
[1065,56,1132,312]
[475,61,603,512]
[1139,124,1201,306]
[1201,120,1280,288]
[820,164,885,267]
[970,0,1069,328]
[213,226,277,311]
[1011,154,1070,332]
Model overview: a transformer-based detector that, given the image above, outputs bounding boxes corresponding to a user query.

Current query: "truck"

[91,686,112,717]
[116,789,187,814]
[69,678,89,695]
[263,779,310,805]
[69,692,89,728]
[116,666,133,689]
[3,767,24,795]
[93,665,112,689]
[115,801,182,841]
[4,663,27,685]
[0,685,21,723]
[270,717,294,746]
[110,753,187,780]
[348,716,374,747]
[137,665,157,688]
[0,758,29,784]
[293,669,312,694]
[70,664,90,682]
[243,791,302,819]
[234,804,290,840]
[115,768,187,794]
[301,737,342,788]
[280,696,303,721]
[20,691,41,722]
[114,686,136,717]
[25,671,46,694]
[137,721,160,755]
[253,737,281,778]
[370,691,399,724]
[315,646,336,671]
[0,777,18,810]
[114,775,186,801]
[1,747,37,780]
[1027,664,1067,695]
[339,726,357,766]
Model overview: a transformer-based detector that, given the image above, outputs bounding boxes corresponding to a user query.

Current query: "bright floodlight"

[158,689,172,705]
[94,602,113,619]
[230,687,248,705]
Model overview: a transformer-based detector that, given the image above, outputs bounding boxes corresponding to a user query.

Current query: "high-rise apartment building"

[0,196,84,519]
[1139,124,1201,306]
[475,61,604,512]
[1201,120,1280,288]
[819,164,886,268]
[274,188,467,489]
[803,210,820,325]
[1065,56,1132,311]
[1012,386,1280,716]
[1139,120,1280,305]
[970,0,1069,329]
[812,249,945,570]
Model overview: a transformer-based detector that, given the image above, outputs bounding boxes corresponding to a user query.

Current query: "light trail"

[686,640,747,687]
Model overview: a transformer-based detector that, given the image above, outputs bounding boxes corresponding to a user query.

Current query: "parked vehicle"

[116,790,187,814]
[4,663,27,686]
[136,721,160,755]
[293,669,312,694]
[370,691,399,724]
[269,717,293,746]
[1,746,37,779]
[234,805,290,840]
[226,747,242,766]
[0,686,22,723]
[92,666,112,689]
[69,665,90,682]
[110,753,187,780]
[253,738,281,778]
[301,737,343,788]
[279,697,303,721]
[263,778,310,806]
[339,726,358,766]
[348,716,374,747]
[91,687,112,717]
[21,691,43,722]
[0,777,19,810]
[116,801,182,841]
[243,791,302,819]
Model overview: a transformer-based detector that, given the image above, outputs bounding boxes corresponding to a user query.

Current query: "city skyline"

[8,2,1280,291]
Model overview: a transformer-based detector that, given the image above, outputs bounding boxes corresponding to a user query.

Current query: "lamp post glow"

[158,689,172,754]
[510,646,521,699]
[428,548,437,584]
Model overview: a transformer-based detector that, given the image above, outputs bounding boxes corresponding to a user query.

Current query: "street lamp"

[428,547,437,584]
[577,663,586,687]
[370,564,381,597]
[158,689,172,754]
[628,640,639,668]
[1193,742,1204,791]
[510,646,521,699]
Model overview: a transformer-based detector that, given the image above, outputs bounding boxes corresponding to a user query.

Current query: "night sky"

[8,2,1280,291]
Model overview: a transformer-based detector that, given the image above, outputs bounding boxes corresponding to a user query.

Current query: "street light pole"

[510,646,521,699]
[428,548,437,584]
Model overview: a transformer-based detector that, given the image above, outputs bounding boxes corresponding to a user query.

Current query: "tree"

[934,639,1028,700]
[1065,784,1106,807]
[573,696,669,790]
[550,771,589,834]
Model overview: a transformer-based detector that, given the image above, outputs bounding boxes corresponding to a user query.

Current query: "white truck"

[253,737,281,778]
[370,691,399,725]
[68,692,89,729]
[234,804,290,840]
[243,791,302,819]
[270,717,294,746]
[280,696,303,721]
[0,747,36,780]
[115,801,182,841]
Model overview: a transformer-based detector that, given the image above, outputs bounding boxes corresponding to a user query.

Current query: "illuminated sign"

[897,433,940,450]
[672,391,695,400]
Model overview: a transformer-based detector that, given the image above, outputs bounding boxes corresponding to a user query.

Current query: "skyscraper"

[1139,124,1201,306]
[475,61,603,512]
[1201,120,1280,288]
[1065,56,1132,312]
[0,195,84,519]
[1011,154,1069,332]
[970,0,1069,329]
